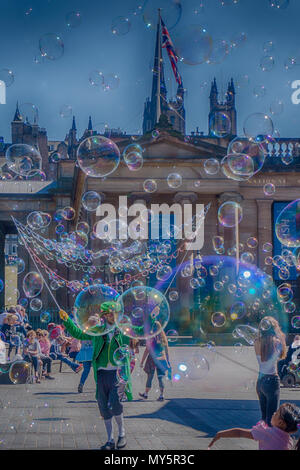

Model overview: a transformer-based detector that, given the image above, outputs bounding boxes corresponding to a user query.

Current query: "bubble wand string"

[12,216,62,311]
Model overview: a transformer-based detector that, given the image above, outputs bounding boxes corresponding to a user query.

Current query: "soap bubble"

[30,298,42,311]
[102,74,120,92]
[142,0,182,31]
[222,137,266,181]
[82,191,101,211]
[263,242,273,252]
[218,201,242,227]
[260,55,275,72]
[166,329,179,343]
[62,206,75,220]
[270,99,284,116]
[59,104,72,118]
[113,345,130,365]
[6,144,42,176]
[247,237,258,249]
[230,302,247,320]
[89,70,104,87]
[269,0,289,9]
[291,316,300,329]
[243,113,274,142]
[275,200,300,247]
[204,158,220,175]
[77,135,120,178]
[111,16,131,35]
[115,286,170,340]
[253,84,266,99]
[74,284,118,336]
[125,152,143,171]
[209,112,231,137]
[167,173,182,188]
[9,361,31,384]
[65,11,82,28]
[227,153,254,178]
[263,41,275,54]
[211,311,226,328]
[233,324,258,345]
[39,33,64,60]
[16,258,25,274]
[23,272,43,298]
[169,290,179,301]
[143,179,157,193]
[206,39,230,64]
[40,311,51,323]
[174,25,213,65]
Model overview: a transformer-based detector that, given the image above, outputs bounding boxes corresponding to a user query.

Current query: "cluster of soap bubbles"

[89,70,120,92]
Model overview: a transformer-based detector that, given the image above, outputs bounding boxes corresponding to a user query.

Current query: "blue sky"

[0,0,299,142]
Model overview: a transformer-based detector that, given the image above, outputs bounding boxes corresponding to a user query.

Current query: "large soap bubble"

[6,144,42,176]
[218,201,242,227]
[115,286,170,340]
[275,200,300,247]
[174,25,213,65]
[142,0,182,30]
[74,284,119,336]
[39,33,64,60]
[77,135,120,178]
[9,361,31,384]
[23,272,43,298]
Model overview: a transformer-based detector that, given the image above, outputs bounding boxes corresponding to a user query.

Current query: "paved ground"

[0,345,300,450]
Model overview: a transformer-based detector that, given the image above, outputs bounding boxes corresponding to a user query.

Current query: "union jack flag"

[161,18,182,86]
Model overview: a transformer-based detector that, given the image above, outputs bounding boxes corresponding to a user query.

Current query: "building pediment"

[140,133,226,159]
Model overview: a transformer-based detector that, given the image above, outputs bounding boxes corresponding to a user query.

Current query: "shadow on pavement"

[126,397,300,437]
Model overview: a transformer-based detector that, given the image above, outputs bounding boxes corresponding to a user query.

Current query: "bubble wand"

[12,216,62,311]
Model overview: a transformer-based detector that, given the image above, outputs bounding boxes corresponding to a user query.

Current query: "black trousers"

[96,369,123,420]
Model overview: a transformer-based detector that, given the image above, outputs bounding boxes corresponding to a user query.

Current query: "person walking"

[59,301,132,450]
[76,340,93,393]
[254,316,287,426]
[139,326,171,402]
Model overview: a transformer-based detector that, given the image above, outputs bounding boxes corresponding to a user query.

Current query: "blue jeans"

[256,374,280,426]
[50,352,79,372]
[80,361,92,386]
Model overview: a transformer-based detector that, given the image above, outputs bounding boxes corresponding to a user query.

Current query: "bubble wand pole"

[11,216,62,311]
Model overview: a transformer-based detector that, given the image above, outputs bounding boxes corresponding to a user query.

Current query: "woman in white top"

[254,316,287,426]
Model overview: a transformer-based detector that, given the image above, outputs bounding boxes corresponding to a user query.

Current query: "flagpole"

[156,8,161,125]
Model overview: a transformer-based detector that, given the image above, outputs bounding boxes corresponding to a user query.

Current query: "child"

[208,402,300,450]
[1,313,27,360]
[37,330,55,380]
[23,330,43,383]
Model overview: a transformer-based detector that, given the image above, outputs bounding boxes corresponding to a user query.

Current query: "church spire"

[88,115,93,131]
[71,115,76,131]
[13,102,22,122]
[151,9,167,125]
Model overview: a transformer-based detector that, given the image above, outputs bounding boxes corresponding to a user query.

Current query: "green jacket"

[62,317,133,400]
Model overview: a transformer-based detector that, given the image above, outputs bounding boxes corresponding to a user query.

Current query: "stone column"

[173,192,198,331]
[256,199,273,275]
[217,192,244,256]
